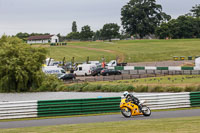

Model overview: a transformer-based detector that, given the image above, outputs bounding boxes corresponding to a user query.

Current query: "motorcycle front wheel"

[121,107,131,118]
[141,106,151,116]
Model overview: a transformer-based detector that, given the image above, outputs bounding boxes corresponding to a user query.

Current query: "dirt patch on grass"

[179,62,195,67]
[31,44,125,62]
[31,45,50,48]
[67,45,125,62]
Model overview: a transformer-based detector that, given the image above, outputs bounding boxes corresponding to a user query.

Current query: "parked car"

[91,67,104,76]
[58,73,76,80]
[100,69,121,76]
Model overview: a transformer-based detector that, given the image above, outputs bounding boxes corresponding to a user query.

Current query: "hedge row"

[32,75,200,92]
[59,84,200,92]
[35,82,200,93]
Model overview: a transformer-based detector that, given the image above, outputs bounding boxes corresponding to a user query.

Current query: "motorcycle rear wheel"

[121,107,131,118]
[141,106,151,116]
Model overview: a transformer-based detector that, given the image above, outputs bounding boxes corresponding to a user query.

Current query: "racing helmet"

[123,91,129,97]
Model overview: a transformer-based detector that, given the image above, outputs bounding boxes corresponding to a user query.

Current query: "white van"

[42,66,66,75]
[88,61,100,65]
[74,64,96,76]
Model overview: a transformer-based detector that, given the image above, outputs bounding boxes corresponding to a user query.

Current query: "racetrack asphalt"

[0,109,200,129]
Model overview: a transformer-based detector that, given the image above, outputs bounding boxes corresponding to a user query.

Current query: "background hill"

[41,39,200,63]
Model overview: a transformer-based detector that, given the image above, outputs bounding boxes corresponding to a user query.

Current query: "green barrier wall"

[157,67,169,70]
[190,92,200,107]
[37,97,121,117]
[181,67,194,70]
[134,67,145,70]
[115,66,124,70]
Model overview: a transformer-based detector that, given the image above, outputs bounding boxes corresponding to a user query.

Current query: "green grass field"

[44,39,200,62]
[47,46,115,62]
[2,116,200,133]
[90,75,200,87]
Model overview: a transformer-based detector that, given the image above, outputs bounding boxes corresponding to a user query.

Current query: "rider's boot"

[138,104,142,112]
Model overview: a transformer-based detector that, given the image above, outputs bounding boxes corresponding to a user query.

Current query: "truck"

[106,60,127,67]
[74,64,97,76]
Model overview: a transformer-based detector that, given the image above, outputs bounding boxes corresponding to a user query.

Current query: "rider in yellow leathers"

[123,91,142,111]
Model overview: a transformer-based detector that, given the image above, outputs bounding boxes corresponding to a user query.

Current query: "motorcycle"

[120,97,151,118]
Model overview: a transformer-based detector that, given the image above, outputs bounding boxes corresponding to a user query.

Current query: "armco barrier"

[37,97,121,117]
[190,92,200,107]
[0,92,200,120]
[135,92,191,110]
[0,100,37,120]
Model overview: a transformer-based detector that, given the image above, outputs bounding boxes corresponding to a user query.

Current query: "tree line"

[156,14,200,39]
[122,1,200,39]
[16,23,121,42]
[66,22,121,41]
[15,1,200,41]
[66,2,200,40]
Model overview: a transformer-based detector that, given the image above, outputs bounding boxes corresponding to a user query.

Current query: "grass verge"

[1,116,200,133]
[90,75,200,87]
